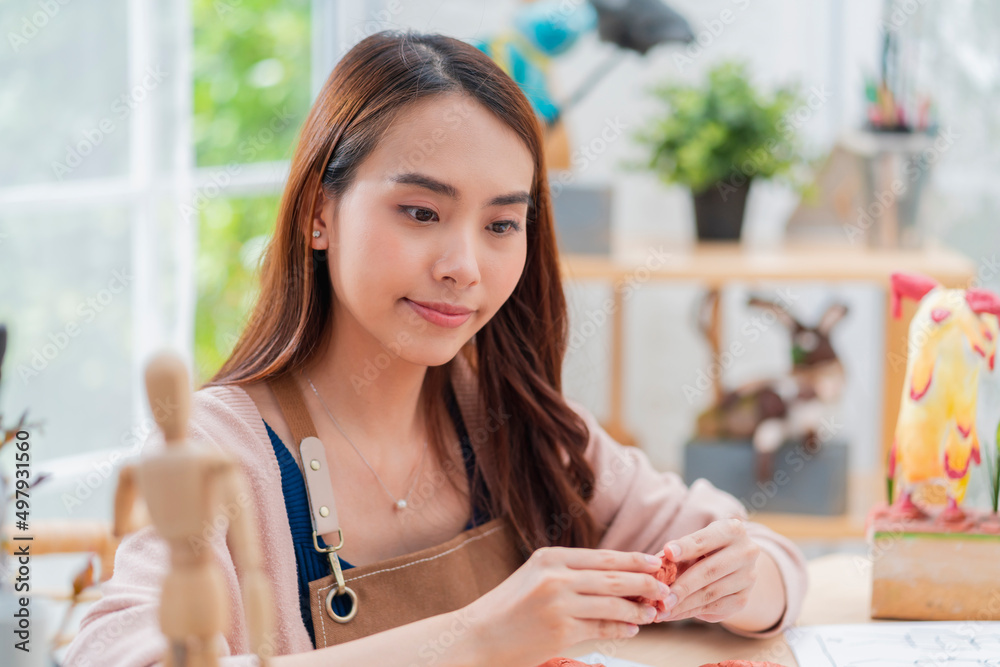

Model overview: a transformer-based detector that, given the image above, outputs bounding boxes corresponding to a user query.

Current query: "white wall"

[377,0,1000,476]
[375,0,895,473]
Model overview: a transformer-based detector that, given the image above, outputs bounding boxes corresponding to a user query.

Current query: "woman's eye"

[490,220,522,235]
[400,206,521,235]
[400,205,438,223]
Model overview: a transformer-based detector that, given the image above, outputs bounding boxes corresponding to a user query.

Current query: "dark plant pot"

[692,178,752,241]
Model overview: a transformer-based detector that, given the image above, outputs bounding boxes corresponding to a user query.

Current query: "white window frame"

[0,0,372,428]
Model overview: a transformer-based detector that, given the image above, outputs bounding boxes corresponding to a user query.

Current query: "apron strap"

[269,372,318,443]
[267,373,342,536]
[267,373,357,622]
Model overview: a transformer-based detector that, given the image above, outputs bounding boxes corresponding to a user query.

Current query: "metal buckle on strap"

[312,528,345,554]
[269,377,360,625]
[311,529,357,622]
[325,582,359,624]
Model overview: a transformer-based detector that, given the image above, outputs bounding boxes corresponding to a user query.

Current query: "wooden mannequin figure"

[114,351,274,667]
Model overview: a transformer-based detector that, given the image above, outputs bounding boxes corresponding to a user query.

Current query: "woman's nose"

[433,232,481,289]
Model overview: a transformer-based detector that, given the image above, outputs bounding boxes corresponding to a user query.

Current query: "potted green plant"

[632,61,804,241]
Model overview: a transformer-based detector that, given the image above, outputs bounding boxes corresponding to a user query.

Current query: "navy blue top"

[263,381,491,647]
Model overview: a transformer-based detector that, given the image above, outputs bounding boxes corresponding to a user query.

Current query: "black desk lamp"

[548,0,694,127]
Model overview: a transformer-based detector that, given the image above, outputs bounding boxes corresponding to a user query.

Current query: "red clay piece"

[627,551,694,614]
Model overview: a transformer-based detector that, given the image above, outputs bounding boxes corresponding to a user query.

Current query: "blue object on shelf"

[684,438,849,516]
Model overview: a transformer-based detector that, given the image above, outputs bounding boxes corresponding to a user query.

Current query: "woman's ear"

[309,187,333,250]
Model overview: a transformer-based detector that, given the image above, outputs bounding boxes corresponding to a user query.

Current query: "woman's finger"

[666,540,752,604]
[537,546,662,574]
[572,570,670,603]
[568,592,659,626]
[666,588,750,623]
[663,517,746,564]
[574,618,642,642]
[658,568,749,621]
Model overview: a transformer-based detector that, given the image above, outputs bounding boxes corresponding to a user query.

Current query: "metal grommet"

[325,585,358,623]
[319,506,329,517]
[310,459,320,470]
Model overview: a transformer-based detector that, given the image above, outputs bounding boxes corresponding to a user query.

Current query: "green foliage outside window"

[193,0,311,167]
[194,195,279,385]
[191,0,311,385]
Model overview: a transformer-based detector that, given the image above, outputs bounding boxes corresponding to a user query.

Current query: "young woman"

[66,31,806,667]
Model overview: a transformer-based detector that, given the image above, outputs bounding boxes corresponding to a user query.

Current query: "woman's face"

[314,93,533,368]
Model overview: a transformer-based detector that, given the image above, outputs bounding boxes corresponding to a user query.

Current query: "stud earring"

[312,231,321,238]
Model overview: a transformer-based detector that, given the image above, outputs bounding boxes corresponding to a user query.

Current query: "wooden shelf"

[560,241,977,286]
[560,241,977,489]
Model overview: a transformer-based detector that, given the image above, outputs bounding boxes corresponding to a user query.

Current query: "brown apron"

[267,374,527,647]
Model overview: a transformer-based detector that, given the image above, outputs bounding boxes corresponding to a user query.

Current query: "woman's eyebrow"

[389,172,532,209]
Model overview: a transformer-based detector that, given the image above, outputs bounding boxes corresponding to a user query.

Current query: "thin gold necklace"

[303,371,429,511]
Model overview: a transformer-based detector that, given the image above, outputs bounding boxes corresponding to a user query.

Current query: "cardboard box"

[868,504,1000,620]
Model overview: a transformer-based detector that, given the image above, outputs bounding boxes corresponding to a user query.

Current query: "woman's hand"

[655,517,760,624]
[463,546,670,667]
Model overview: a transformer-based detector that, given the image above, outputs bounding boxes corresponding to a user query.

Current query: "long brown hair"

[204,30,601,553]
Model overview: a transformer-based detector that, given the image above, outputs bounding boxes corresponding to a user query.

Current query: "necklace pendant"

[395,499,408,510]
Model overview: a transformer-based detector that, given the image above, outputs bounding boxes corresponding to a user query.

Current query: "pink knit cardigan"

[63,354,807,666]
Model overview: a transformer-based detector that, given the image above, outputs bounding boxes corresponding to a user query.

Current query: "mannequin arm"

[113,464,151,537]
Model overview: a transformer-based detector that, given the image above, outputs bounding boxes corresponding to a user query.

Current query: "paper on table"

[573,652,655,667]
[785,622,1000,665]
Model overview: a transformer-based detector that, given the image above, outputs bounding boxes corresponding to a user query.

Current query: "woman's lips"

[404,298,474,328]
